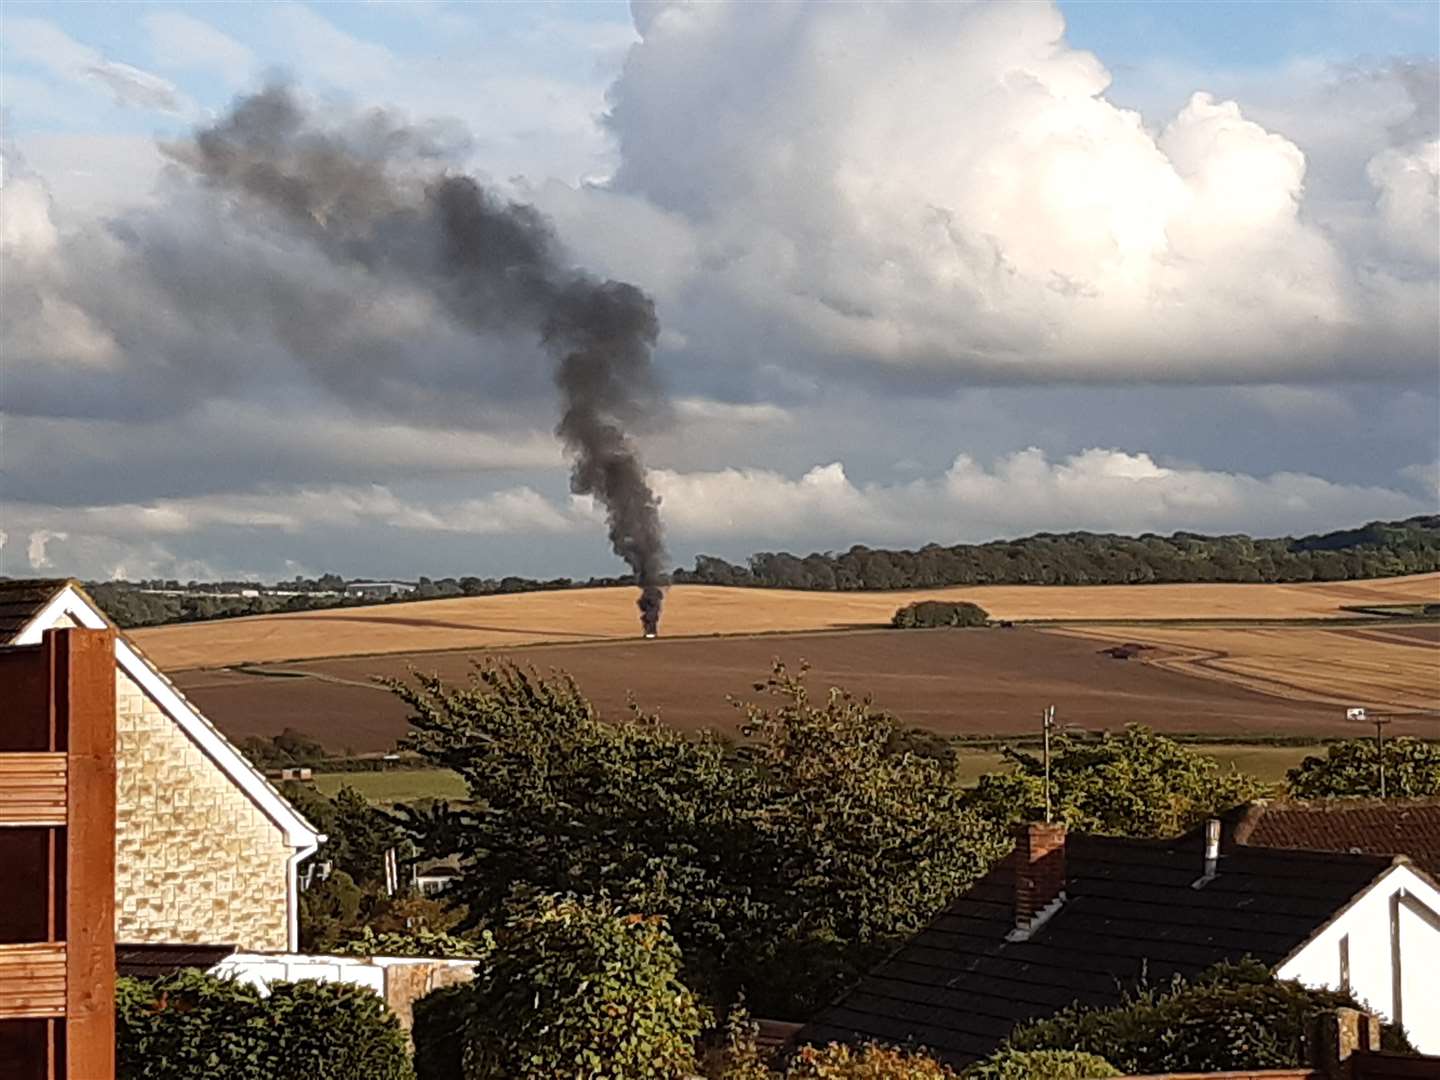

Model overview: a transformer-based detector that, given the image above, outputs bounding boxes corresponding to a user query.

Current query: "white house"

[804,822,1440,1065]
[1,579,323,953]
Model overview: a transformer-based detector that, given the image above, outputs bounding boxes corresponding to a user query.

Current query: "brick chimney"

[1011,822,1066,939]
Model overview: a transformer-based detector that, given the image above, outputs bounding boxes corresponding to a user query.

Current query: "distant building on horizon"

[343,580,416,598]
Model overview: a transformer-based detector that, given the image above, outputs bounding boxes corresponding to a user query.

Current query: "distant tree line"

[674,515,1440,590]
[68,515,1438,629]
[83,572,632,629]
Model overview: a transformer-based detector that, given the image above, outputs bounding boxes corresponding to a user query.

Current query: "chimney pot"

[1192,817,1221,889]
[1013,822,1066,935]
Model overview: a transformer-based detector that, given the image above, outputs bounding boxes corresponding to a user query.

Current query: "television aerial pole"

[1346,707,1391,798]
[1042,705,1056,823]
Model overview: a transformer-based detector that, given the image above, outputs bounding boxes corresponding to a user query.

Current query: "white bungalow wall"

[1276,863,1440,1054]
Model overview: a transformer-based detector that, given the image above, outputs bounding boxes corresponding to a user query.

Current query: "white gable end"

[13,584,322,849]
[1277,862,1440,1053]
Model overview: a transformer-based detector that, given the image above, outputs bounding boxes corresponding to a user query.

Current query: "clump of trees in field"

[891,599,990,628]
[675,515,1440,590]
[1285,737,1440,798]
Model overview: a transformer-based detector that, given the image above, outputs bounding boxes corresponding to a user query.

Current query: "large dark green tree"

[965,726,1266,838]
[392,662,1005,1016]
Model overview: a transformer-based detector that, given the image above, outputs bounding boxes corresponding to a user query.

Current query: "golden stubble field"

[1047,623,1440,715]
[132,573,1440,669]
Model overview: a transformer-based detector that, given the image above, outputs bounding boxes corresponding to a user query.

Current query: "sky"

[2,0,1437,583]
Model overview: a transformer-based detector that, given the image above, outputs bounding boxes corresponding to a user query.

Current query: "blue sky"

[2,2,1437,581]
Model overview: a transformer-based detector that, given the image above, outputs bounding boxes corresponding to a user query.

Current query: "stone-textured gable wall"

[115,668,291,951]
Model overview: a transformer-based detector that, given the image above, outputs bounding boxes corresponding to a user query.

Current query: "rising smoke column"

[173,87,668,632]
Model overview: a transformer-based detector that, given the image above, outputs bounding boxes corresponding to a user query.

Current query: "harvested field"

[1047,624,1440,715]
[166,626,1437,753]
[132,573,1440,668]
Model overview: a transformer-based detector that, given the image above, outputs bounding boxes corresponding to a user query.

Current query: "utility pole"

[1347,707,1390,798]
[1373,713,1391,799]
[1042,705,1055,823]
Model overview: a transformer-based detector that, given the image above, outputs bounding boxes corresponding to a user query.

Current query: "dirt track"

[167,625,1437,753]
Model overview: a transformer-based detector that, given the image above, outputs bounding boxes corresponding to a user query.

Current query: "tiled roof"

[800,834,1394,1067]
[1226,798,1440,880]
[117,942,237,979]
[0,578,71,643]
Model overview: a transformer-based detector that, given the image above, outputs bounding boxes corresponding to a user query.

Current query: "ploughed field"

[167,624,1439,753]
[132,574,1440,669]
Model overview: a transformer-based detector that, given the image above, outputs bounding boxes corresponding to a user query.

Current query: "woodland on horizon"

[36,514,1440,629]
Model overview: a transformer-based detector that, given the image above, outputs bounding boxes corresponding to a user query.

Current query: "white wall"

[209,952,475,997]
[1276,863,1440,1054]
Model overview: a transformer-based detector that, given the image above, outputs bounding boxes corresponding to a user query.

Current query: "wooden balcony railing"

[0,753,67,826]
[0,942,67,1019]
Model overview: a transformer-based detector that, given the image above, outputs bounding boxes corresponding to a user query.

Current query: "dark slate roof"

[0,578,72,643]
[117,942,237,979]
[1223,798,1440,881]
[801,834,1395,1067]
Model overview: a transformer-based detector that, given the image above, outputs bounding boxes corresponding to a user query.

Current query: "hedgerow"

[116,969,413,1080]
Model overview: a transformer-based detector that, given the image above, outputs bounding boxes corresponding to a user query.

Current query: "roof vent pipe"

[1192,818,1221,889]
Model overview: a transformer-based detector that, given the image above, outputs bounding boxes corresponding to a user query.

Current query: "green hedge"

[1005,961,1412,1073]
[117,970,413,1080]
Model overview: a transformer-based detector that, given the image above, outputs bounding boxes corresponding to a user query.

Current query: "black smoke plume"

[172,86,668,632]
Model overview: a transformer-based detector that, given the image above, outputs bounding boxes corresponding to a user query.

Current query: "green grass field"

[316,743,1317,805]
[312,769,469,802]
[949,743,1312,787]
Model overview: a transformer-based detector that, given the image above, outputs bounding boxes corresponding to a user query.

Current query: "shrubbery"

[1286,737,1440,798]
[116,970,413,1080]
[962,1049,1118,1079]
[412,892,706,1080]
[784,1043,958,1078]
[965,725,1266,838]
[1005,960,1413,1073]
[891,600,990,628]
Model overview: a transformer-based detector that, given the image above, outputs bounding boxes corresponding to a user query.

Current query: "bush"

[117,969,413,1080]
[963,1049,1118,1079]
[891,601,990,629]
[334,925,487,959]
[1286,737,1440,798]
[416,891,707,1079]
[966,725,1266,838]
[1005,960,1412,1073]
[786,1043,957,1078]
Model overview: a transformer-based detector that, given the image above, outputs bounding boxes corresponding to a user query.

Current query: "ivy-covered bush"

[785,1043,957,1078]
[413,891,708,1080]
[891,600,990,629]
[116,969,413,1080]
[1005,960,1413,1073]
[334,925,488,959]
[963,1048,1118,1079]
